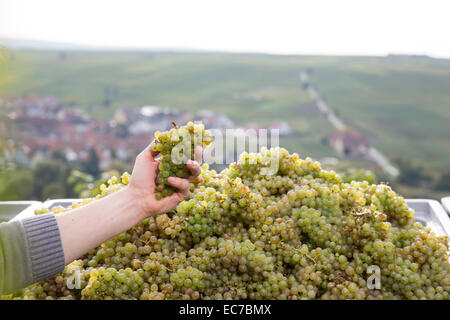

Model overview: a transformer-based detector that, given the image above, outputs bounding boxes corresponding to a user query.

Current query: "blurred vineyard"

[1,50,449,200]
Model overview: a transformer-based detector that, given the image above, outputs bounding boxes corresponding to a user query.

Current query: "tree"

[32,159,68,199]
[393,157,432,187]
[42,182,66,200]
[0,114,15,169]
[434,172,450,191]
[83,148,100,177]
[67,169,94,198]
[107,159,132,174]
[51,150,67,162]
[0,169,34,201]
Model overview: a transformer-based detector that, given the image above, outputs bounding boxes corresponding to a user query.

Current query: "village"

[2,96,295,170]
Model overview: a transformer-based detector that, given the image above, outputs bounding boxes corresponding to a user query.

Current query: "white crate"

[441,197,450,215]
[0,201,43,222]
[406,199,450,237]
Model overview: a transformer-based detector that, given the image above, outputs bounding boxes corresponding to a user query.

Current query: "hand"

[126,141,202,218]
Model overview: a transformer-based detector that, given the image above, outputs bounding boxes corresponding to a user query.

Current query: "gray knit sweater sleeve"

[0,214,66,294]
[21,214,66,282]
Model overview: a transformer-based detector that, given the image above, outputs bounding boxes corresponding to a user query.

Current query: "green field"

[0,50,338,157]
[309,56,450,171]
[1,50,449,196]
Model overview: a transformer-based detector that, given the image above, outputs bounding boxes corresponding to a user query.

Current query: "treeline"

[1,152,448,202]
[0,149,132,201]
[393,157,450,192]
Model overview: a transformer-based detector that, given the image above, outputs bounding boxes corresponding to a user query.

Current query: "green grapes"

[12,123,450,300]
[151,121,212,199]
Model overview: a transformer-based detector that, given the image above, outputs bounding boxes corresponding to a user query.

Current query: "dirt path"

[299,72,399,177]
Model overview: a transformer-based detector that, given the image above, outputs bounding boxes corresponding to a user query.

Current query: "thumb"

[154,192,186,215]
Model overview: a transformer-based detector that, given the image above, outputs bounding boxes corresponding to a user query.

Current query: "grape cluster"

[151,121,212,199]
[14,123,450,300]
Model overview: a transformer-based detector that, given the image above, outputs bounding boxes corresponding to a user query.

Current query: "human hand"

[127,141,202,218]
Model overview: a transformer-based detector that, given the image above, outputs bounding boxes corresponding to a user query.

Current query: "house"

[197,110,234,129]
[270,121,292,136]
[328,131,369,157]
[140,105,162,117]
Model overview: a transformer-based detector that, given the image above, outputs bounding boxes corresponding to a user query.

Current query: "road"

[301,74,346,131]
[300,72,400,177]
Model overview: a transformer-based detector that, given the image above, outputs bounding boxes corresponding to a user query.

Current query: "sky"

[0,0,449,58]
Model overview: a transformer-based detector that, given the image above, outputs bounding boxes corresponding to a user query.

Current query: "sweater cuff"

[21,214,66,283]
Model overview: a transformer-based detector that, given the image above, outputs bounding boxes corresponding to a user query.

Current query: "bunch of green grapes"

[152,121,212,199]
[10,122,450,301]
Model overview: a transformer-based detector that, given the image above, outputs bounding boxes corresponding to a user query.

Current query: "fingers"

[150,150,204,215]
[168,177,190,197]
[154,158,162,175]
[186,160,201,181]
[155,191,186,215]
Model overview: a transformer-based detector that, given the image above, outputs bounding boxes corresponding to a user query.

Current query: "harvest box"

[406,199,450,237]
[0,201,43,223]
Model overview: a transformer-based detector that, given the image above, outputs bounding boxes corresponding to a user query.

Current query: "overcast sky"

[1,0,449,58]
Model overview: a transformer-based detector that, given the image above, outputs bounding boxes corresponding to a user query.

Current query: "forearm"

[55,186,145,264]
[0,186,146,294]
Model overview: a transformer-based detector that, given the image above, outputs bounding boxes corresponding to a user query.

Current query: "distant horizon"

[1,37,447,60]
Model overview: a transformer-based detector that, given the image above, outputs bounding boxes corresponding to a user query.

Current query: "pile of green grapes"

[18,122,449,300]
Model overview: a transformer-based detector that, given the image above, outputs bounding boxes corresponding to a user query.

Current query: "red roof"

[329,131,369,148]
